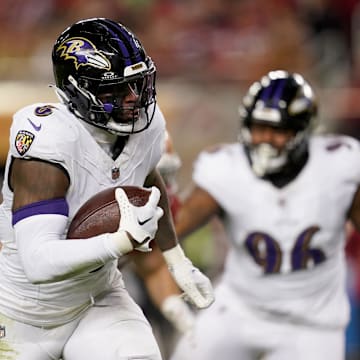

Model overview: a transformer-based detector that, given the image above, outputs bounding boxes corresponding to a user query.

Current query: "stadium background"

[0,0,360,358]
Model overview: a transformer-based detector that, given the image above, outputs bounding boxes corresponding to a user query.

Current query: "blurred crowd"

[0,0,358,86]
[2,0,360,162]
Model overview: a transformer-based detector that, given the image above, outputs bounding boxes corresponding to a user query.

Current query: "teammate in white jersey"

[170,70,360,360]
[0,18,214,360]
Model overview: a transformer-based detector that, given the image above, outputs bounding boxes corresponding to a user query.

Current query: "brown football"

[67,186,151,239]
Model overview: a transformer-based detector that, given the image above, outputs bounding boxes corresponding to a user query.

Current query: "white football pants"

[0,287,162,360]
[170,283,345,360]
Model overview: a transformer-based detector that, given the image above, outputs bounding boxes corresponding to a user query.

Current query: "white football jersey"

[0,102,165,326]
[193,135,360,328]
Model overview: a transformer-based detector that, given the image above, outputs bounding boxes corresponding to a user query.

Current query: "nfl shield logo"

[0,325,5,338]
[111,166,120,180]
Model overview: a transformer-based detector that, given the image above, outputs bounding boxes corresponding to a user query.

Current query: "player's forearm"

[14,213,130,284]
[175,186,221,240]
[141,261,195,333]
[145,168,178,251]
[142,262,181,307]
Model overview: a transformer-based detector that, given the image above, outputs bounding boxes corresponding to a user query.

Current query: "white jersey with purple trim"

[0,102,165,326]
[193,135,360,328]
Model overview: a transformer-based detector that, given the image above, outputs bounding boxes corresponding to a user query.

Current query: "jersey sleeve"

[10,103,77,174]
[192,144,233,204]
[341,136,360,183]
[318,135,360,184]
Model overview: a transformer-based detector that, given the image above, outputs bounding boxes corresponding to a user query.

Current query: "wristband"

[162,244,186,265]
[104,230,134,257]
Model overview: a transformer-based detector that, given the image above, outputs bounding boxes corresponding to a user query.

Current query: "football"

[67,186,151,239]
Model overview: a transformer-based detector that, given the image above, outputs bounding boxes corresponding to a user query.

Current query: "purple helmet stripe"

[104,28,131,66]
[272,79,286,106]
[12,198,69,225]
[259,79,286,109]
[114,24,143,63]
[259,81,274,102]
[101,19,142,65]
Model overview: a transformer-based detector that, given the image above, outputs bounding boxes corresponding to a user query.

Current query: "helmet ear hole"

[52,18,156,135]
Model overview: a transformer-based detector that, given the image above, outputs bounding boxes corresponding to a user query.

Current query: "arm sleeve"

[14,213,124,284]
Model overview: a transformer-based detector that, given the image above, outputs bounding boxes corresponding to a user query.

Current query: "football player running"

[170,70,360,360]
[0,18,213,360]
